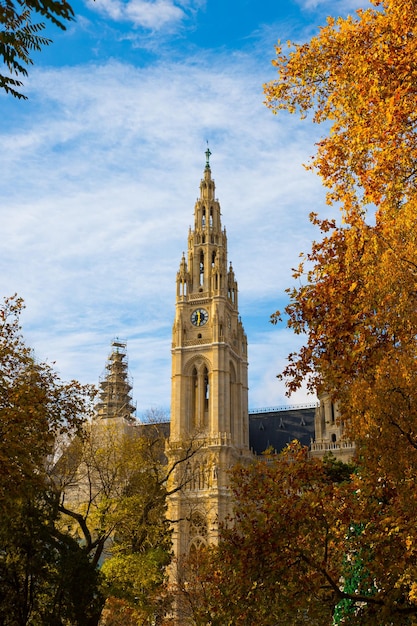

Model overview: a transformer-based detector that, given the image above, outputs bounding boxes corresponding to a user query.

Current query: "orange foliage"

[264,0,417,461]
[259,2,417,621]
[184,444,417,624]
[265,0,417,214]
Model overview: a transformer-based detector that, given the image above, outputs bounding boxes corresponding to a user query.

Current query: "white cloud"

[295,0,372,12]
[85,0,199,30]
[126,0,183,28]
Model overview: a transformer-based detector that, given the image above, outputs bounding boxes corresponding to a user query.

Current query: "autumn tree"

[0,295,101,624]
[263,0,417,480]
[264,0,417,435]
[177,443,356,625]
[55,419,200,624]
[262,0,417,620]
[0,494,102,625]
[181,443,417,625]
[0,0,74,99]
[0,294,93,502]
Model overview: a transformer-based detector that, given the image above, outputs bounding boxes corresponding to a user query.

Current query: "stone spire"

[167,154,251,569]
[175,150,240,307]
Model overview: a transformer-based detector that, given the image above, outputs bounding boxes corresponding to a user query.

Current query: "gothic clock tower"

[167,151,251,560]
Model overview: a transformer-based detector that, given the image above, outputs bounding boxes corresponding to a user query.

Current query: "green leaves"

[56,424,173,622]
[0,0,74,98]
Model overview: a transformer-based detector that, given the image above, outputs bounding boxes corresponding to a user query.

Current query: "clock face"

[191,308,209,327]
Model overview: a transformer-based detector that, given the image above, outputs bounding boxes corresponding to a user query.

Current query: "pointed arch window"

[192,367,198,426]
[202,208,206,228]
[229,362,237,439]
[209,207,213,228]
[189,363,210,429]
[199,251,204,286]
[204,367,209,412]
[179,277,187,297]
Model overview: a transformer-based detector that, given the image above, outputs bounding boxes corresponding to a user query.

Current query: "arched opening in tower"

[199,251,204,287]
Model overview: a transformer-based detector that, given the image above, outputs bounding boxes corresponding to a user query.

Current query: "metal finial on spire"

[205,142,211,169]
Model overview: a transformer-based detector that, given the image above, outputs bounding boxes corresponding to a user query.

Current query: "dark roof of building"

[248,406,316,456]
[135,405,316,457]
[135,420,170,440]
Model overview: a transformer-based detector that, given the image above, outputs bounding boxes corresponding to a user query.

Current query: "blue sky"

[1,0,368,416]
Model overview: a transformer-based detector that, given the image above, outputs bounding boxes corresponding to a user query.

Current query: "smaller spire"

[205,142,211,169]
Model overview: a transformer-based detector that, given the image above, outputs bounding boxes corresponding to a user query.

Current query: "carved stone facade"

[166,152,252,561]
[310,392,355,462]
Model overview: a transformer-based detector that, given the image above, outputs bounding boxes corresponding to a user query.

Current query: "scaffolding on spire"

[94,339,136,425]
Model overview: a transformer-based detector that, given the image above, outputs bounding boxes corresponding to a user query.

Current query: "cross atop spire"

[205,143,211,169]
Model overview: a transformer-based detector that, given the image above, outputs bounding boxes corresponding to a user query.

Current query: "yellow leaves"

[409,582,417,604]
[406,535,414,552]
[264,3,417,620]
[266,0,417,403]
[384,522,400,536]
[265,0,417,214]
